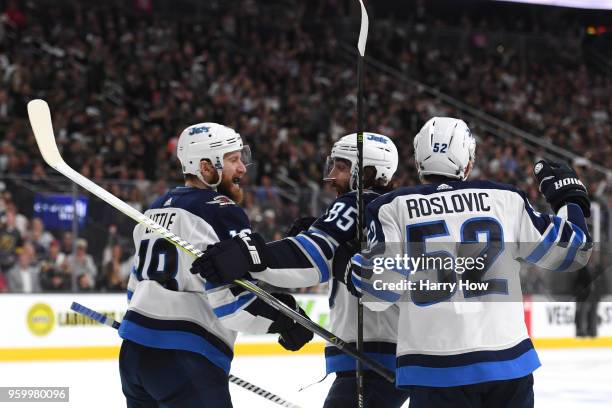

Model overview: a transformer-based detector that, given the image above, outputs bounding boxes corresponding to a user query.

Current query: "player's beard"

[332,179,350,197]
[218,175,244,204]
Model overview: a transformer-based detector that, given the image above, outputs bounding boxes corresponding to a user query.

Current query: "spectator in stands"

[67,238,97,290]
[40,240,71,291]
[0,208,22,274]
[28,217,54,260]
[7,243,40,293]
[60,231,74,255]
[103,244,128,292]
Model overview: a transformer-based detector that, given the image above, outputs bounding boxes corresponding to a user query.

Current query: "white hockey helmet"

[414,117,476,181]
[177,123,251,187]
[325,132,399,189]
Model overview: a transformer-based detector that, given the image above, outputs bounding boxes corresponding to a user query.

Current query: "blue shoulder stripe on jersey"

[524,216,562,264]
[119,319,232,374]
[396,348,540,387]
[214,293,257,318]
[294,234,330,282]
[127,290,133,301]
[554,226,584,272]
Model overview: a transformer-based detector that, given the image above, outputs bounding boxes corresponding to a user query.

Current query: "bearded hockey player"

[351,117,592,408]
[191,133,410,407]
[119,123,313,408]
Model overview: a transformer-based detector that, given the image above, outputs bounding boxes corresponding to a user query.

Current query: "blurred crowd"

[0,0,610,293]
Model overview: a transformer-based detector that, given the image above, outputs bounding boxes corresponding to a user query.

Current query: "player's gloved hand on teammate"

[190,232,269,284]
[534,160,591,217]
[346,253,374,298]
[267,293,314,351]
[284,216,318,237]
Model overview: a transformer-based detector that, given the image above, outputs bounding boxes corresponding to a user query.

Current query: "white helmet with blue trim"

[177,123,251,187]
[414,117,476,181]
[325,132,398,189]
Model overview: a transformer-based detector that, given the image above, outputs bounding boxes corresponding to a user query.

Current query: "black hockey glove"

[267,293,314,351]
[284,216,318,237]
[190,232,269,285]
[534,160,590,217]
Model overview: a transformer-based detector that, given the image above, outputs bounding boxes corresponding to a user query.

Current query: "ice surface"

[0,348,610,407]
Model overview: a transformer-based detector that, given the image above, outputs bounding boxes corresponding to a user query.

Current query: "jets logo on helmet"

[325,132,399,190]
[414,117,476,181]
[176,123,252,188]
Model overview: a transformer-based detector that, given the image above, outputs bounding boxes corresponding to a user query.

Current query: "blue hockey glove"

[190,232,269,285]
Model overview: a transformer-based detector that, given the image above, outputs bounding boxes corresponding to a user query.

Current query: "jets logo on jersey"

[437,183,453,191]
[163,197,173,207]
[207,195,236,206]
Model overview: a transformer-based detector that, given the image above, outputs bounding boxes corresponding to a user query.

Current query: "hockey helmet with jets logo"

[325,132,398,190]
[177,123,252,187]
[414,117,476,180]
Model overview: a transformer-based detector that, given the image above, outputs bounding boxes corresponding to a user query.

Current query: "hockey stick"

[27,99,395,384]
[355,1,369,406]
[70,302,302,408]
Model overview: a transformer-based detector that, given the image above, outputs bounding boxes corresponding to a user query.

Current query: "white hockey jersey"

[251,190,399,374]
[358,180,592,388]
[119,186,282,374]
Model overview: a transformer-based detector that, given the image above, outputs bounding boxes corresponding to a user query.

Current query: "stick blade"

[27,99,64,168]
[357,0,369,56]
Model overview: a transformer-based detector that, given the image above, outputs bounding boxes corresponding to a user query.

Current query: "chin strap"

[197,169,223,188]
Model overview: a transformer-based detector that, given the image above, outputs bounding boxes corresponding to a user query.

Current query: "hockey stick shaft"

[355,1,369,406]
[70,303,302,408]
[27,99,394,383]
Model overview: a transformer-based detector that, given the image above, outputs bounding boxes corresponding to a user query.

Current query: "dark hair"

[364,166,394,192]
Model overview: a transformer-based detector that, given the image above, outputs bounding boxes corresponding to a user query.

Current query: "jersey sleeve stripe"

[292,235,330,282]
[524,215,562,263]
[308,227,340,251]
[554,227,585,272]
[213,292,257,318]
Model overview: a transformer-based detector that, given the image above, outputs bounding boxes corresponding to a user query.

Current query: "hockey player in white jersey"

[191,133,410,407]
[118,123,313,408]
[350,117,592,408]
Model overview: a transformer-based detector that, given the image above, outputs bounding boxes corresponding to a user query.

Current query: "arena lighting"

[494,0,612,10]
